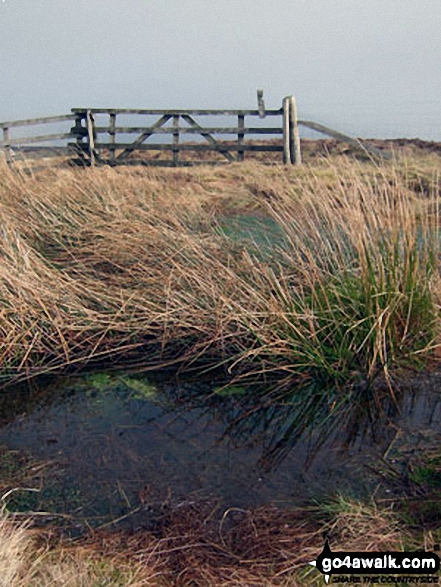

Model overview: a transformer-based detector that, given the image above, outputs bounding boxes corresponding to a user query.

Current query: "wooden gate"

[69,97,301,167]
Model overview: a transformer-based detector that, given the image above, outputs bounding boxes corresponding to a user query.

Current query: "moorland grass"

[0,155,441,586]
[0,158,440,397]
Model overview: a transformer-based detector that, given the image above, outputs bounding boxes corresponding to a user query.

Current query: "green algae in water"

[117,376,158,400]
[82,372,158,400]
[83,372,113,390]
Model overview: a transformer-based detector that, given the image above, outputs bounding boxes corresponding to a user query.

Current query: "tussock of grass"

[0,159,440,397]
[237,165,440,386]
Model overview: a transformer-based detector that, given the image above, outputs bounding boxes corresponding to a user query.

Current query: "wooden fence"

[0,96,388,167]
[0,114,76,164]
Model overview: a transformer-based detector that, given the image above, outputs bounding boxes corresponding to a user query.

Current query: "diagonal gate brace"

[181,115,236,162]
[116,114,172,162]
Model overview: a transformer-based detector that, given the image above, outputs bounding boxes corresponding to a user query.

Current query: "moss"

[213,385,248,397]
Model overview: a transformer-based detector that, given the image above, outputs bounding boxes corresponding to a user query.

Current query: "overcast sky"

[1,0,440,138]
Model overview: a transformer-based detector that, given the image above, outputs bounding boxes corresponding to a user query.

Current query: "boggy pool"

[0,371,439,533]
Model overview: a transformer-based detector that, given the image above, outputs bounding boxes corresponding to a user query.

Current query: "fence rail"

[0,96,389,167]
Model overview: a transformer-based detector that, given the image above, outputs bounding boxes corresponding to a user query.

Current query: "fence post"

[109,112,116,166]
[173,115,179,166]
[282,97,291,164]
[237,113,245,162]
[2,127,11,165]
[289,96,302,165]
[86,109,96,167]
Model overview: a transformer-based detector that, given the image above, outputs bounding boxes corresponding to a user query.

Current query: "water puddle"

[0,372,439,532]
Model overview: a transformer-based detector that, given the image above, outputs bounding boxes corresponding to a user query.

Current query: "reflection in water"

[0,371,438,530]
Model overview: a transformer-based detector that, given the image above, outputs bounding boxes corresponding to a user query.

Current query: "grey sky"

[1,0,440,138]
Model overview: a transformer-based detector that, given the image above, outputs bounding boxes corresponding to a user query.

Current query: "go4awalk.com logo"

[309,541,440,584]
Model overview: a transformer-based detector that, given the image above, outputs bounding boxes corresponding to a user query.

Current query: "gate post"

[86,110,96,167]
[70,109,88,165]
[282,97,290,164]
[289,96,302,165]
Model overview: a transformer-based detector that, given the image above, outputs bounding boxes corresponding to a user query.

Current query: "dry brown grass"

[0,511,154,586]
[0,157,440,392]
[0,496,415,587]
